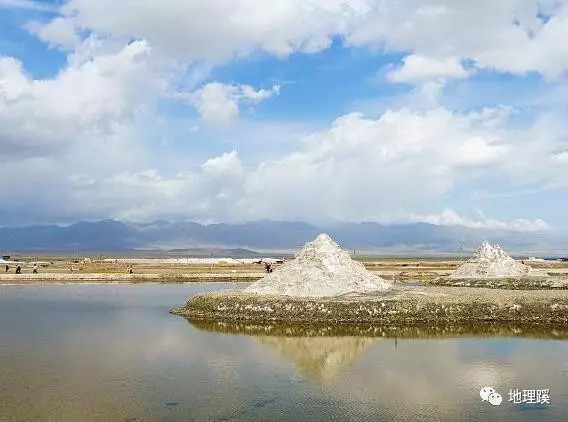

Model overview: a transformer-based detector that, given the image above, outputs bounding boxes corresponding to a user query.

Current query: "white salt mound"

[450,241,533,279]
[244,233,392,298]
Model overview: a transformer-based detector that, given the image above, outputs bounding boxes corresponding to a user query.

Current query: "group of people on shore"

[4,264,38,274]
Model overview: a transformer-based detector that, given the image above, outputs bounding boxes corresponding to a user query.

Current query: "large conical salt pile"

[245,233,392,297]
[450,241,532,279]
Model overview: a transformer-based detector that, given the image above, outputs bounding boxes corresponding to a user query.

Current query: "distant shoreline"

[1,257,566,285]
[0,272,263,285]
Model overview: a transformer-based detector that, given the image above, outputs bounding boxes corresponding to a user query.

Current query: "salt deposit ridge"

[244,233,392,297]
[450,241,533,279]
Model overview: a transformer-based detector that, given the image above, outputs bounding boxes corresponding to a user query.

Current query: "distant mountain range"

[0,219,565,255]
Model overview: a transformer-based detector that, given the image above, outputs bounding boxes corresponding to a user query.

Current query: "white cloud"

[347,0,568,78]
[553,151,568,164]
[26,17,79,49]
[467,106,519,129]
[47,0,370,62]
[456,137,508,167]
[187,82,280,126]
[0,102,566,226]
[0,40,162,158]
[91,108,561,223]
[65,151,247,223]
[240,84,281,102]
[201,151,243,176]
[0,0,55,12]
[189,83,239,126]
[417,208,549,231]
[232,108,518,222]
[26,0,568,77]
[2,0,568,228]
[387,55,473,84]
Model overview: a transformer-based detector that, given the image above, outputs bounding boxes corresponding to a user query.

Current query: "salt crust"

[245,233,392,297]
[450,241,533,279]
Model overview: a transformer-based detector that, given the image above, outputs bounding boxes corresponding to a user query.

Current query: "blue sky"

[1,0,568,230]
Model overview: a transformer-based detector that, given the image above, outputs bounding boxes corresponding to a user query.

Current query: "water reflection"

[187,318,568,340]
[257,336,379,382]
[188,318,568,421]
[1,285,567,422]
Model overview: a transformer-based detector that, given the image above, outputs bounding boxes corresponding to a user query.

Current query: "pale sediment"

[427,275,568,290]
[172,286,568,325]
[449,241,534,279]
[244,233,391,297]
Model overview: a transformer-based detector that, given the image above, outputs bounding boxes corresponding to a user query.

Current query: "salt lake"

[0,284,566,421]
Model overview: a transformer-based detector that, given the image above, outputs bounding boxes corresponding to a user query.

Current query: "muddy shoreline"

[173,286,568,325]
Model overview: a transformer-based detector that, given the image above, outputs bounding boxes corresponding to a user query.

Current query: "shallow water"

[0,284,567,421]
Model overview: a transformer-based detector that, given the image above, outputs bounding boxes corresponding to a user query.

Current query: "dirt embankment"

[173,286,568,325]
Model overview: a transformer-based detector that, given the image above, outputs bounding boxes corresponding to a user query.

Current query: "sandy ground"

[1,257,566,284]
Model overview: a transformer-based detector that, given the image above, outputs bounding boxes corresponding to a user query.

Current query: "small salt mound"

[245,233,392,297]
[450,241,532,279]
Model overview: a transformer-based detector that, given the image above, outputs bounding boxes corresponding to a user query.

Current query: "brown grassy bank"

[173,286,568,325]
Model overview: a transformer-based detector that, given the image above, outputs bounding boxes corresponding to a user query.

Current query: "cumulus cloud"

[232,108,522,222]
[553,151,568,164]
[25,17,79,49]
[42,0,369,62]
[201,151,244,176]
[387,55,473,84]
[346,0,568,79]
[2,0,568,229]
[187,82,280,126]
[0,0,55,12]
[24,0,568,78]
[416,208,549,232]
[0,40,161,158]
[456,137,508,167]
[3,105,563,227]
